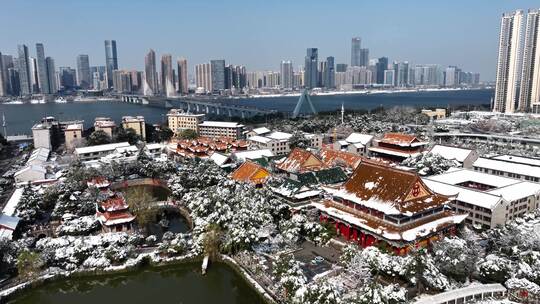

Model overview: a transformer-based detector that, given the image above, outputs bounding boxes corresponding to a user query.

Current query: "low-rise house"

[275,148,326,175]
[64,123,84,150]
[122,116,146,140]
[230,161,271,187]
[421,108,446,120]
[75,142,131,162]
[429,145,478,168]
[368,133,428,162]
[246,127,271,138]
[210,152,234,169]
[145,143,166,159]
[167,109,205,135]
[424,169,540,229]
[0,214,20,240]
[26,148,50,166]
[198,121,245,139]
[94,117,116,138]
[319,148,363,171]
[232,149,275,162]
[473,157,540,182]
[314,161,466,255]
[96,194,136,233]
[99,145,139,165]
[333,133,373,156]
[14,165,48,184]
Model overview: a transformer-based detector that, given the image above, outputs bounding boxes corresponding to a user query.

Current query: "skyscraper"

[376,57,388,84]
[280,60,293,89]
[518,9,540,113]
[210,60,225,92]
[304,48,318,89]
[45,57,57,93]
[336,64,348,73]
[17,44,32,95]
[351,37,362,67]
[29,57,39,93]
[359,48,369,67]
[0,53,5,97]
[144,49,158,95]
[161,54,175,97]
[325,56,335,89]
[76,55,91,89]
[177,57,188,95]
[36,43,50,94]
[104,40,118,89]
[195,63,212,92]
[494,10,524,113]
[59,67,77,89]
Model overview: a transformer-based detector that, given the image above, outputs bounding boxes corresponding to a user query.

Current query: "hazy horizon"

[1,0,539,81]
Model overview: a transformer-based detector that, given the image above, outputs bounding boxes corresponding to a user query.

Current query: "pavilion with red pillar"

[313,161,467,255]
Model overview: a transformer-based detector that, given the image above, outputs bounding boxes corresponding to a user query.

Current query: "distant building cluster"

[0,34,483,98]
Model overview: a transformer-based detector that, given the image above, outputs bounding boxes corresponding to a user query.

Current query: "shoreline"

[0,252,275,304]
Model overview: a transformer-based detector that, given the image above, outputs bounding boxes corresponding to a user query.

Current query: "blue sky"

[0,0,538,80]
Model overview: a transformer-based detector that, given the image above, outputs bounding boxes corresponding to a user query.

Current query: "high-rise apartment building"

[325,56,335,89]
[161,54,175,97]
[351,37,362,67]
[376,57,388,84]
[304,48,318,89]
[232,65,246,89]
[359,48,369,67]
[45,57,57,93]
[76,55,91,89]
[59,67,77,89]
[17,44,32,95]
[104,40,118,89]
[336,64,348,73]
[280,60,293,89]
[144,49,158,96]
[494,10,524,113]
[0,53,5,96]
[177,57,188,95]
[195,63,212,92]
[518,9,540,112]
[36,43,50,94]
[210,60,225,92]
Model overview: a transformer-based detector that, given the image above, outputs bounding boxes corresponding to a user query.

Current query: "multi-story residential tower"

[304,48,318,89]
[376,57,388,84]
[519,9,540,112]
[359,48,369,67]
[35,43,50,94]
[177,57,188,95]
[210,60,225,92]
[280,60,293,89]
[325,56,335,89]
[144,49,158,96]
[494,10,524,113]
[161,54,175,97]
[195,63,212,93]
[17,44,32,95]
[351,37,362,67]
[45,57,57,93]
[104,40,118,89]
[76,55,91,89]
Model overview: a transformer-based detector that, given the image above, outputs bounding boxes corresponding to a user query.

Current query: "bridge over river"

[117,94,277,118]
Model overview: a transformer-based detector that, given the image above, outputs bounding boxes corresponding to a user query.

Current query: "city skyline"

[1,0,539,80]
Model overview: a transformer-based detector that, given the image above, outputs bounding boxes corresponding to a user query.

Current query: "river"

[0,89,493,135]
[8,263,265,304]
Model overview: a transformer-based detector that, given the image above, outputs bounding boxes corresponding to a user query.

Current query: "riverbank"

[0,251,275,304]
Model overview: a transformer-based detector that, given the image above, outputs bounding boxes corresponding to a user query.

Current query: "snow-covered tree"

[401,152,459,176]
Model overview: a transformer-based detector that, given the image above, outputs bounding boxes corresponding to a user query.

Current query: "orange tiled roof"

[340,161,450,214]
[276,148,325,173]
[379,133,420,145]
[101,195,128,212]
[319,148,363,169]
[231,161,270,184]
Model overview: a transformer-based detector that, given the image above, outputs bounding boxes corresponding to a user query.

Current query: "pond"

[8,263,265,304]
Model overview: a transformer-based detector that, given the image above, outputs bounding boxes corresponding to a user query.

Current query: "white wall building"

[429,145,479,168]
[75,142,131,162]
[333,132,373,156]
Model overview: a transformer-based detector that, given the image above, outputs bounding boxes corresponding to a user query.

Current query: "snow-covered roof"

[248,135,274,144]
[251,127,271,135]
[473,157,540,179]
[413,283,506,304]
[65,123,83,131]
[146,143,165,151]
[266,131,293,141]
[345,133,373,145]
[199,121,244,128]
[422,179,504,210]
[14,165,47,177]
[210,152,230,166]
[427,169,518,188]
[368,147,421,158]
[491,154,540,167]
[76,142,130,155]
[233,149,274,161]
[487,182,540,202]
[27,148,50,164]
[0,214,20,230]
[3,188,24,216]
[430,145,474,163]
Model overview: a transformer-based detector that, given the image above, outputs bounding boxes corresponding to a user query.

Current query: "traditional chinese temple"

[230,161,271,187]
[368,133,428,162]
[96,194,136,232]
[275,148,325,175]
[313,161,466,254]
